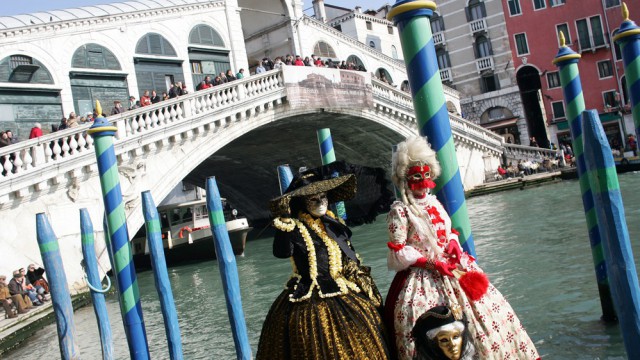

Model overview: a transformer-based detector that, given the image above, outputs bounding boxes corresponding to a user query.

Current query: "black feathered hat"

[270,161,356,217]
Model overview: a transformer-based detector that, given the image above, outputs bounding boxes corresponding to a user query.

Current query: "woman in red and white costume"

[385,136,539,360]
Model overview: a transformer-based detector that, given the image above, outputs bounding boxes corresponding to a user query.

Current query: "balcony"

[433,31,445,46]
[469,18,487,34]
[475,56,494,72]
[440,68,453,82]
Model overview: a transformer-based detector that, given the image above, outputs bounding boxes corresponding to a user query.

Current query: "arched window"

[376,68,393,85]
[71,44,121,70]
[0,55,54,84]
[391,45,398,59]
[475,36,491,58]
[136,33,177,56]
[189,25,225,47]
[347,55,365,69]
[431,12,445,33]
[436,48,450,69]
[466,0,486,21]
[313,41,337,58]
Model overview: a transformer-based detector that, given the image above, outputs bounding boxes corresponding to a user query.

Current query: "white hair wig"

[392,136,441,189]
[392,136,441,218]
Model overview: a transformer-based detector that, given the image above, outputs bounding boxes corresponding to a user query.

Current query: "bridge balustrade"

[0,67,506,205]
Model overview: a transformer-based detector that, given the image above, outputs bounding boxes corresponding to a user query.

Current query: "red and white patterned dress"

[386,195,539,360]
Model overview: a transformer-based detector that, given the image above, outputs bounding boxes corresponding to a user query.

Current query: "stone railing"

[503,143,559,163]
[476,56,494,73]
[0,70,285,202]
[303,15,406,69]
[1,67,504,203]
[469,18,487,34]
[440,68,453,82]
[371,78,503,154]
[433,31,445,46]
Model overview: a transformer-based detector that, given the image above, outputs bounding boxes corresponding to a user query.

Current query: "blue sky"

[0,1,392,17]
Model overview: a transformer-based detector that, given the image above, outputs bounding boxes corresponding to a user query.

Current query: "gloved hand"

[446,240,463,261]
[413,257,456,277]
[433,260,456,277]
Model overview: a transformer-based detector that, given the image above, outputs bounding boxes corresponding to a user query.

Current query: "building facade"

[0,0,248,138]
[502,0,637,149]
[315,0,527,144]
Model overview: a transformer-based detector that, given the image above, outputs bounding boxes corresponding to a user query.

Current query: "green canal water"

[8,172,640,359]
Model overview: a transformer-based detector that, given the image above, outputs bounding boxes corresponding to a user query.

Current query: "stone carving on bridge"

[119,160,147,211]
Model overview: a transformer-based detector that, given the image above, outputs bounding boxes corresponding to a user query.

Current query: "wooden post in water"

[141,191,184,360]
[205,177,252,360]
[35,213,80,359]
[88,102,150,359]
[317,128,347,219]
[80,209,114,360]
[553,32,616,322]
[387,0,476,257]
[581,109,640,357]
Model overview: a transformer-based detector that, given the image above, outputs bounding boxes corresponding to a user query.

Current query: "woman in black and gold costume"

[256,163,390,360]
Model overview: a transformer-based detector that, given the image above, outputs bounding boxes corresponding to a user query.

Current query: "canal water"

[7,172,640,359]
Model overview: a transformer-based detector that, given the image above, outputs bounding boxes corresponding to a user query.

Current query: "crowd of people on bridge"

[1,265,50,319]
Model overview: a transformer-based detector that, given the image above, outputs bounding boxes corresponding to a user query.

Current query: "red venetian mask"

[406,165,436,191]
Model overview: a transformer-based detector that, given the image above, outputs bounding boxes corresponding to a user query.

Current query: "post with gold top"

[88,100,150,359]
[387,0,476,256]
[614,3,640,142]
[552,32,616,322]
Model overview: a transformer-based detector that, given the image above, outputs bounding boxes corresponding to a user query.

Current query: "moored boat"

[131,186,251,269]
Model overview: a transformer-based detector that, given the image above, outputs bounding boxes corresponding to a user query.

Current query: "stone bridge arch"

[0,69,504,289]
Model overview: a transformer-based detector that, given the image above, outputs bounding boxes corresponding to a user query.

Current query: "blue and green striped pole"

[317,128,347,219]
[80,209,114,360]
[388,0,475,257]
[553,32,616,321]
[614,3,640,142]
[36,213,80,359]
[277,164,294,195]
[205,177,251,360]
[141,191,183,360]
[88,101,150,359]
[582,109,640,357]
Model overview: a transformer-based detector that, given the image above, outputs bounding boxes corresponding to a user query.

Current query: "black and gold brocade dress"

[256,211,390,360]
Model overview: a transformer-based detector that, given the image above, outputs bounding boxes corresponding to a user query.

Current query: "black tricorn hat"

[412,305,460,338]
[270,161,356,217]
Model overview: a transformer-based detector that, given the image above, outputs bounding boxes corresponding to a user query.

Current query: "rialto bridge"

[0,0,552,289]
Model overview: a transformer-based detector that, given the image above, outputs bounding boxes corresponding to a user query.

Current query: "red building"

[501,0,637,150]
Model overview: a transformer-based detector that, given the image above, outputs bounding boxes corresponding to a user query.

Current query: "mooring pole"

[141,191,184,360]
[387,0,476,257]
[277,164,294,195]
[88,101,150,359]
[614,3,640,141]
[36,213,80,359]
[205,177,252,360]
[553,32,616,322]
[80,209,114,360]
[316,128,347,219]
[582,109,640,357]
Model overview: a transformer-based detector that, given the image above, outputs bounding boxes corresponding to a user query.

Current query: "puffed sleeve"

[386,202,424,272]
[272,217,296,258]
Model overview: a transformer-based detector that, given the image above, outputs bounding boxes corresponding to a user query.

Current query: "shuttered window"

[71,44,121,70]
[189,25,225,47]
[136,33,177,56]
